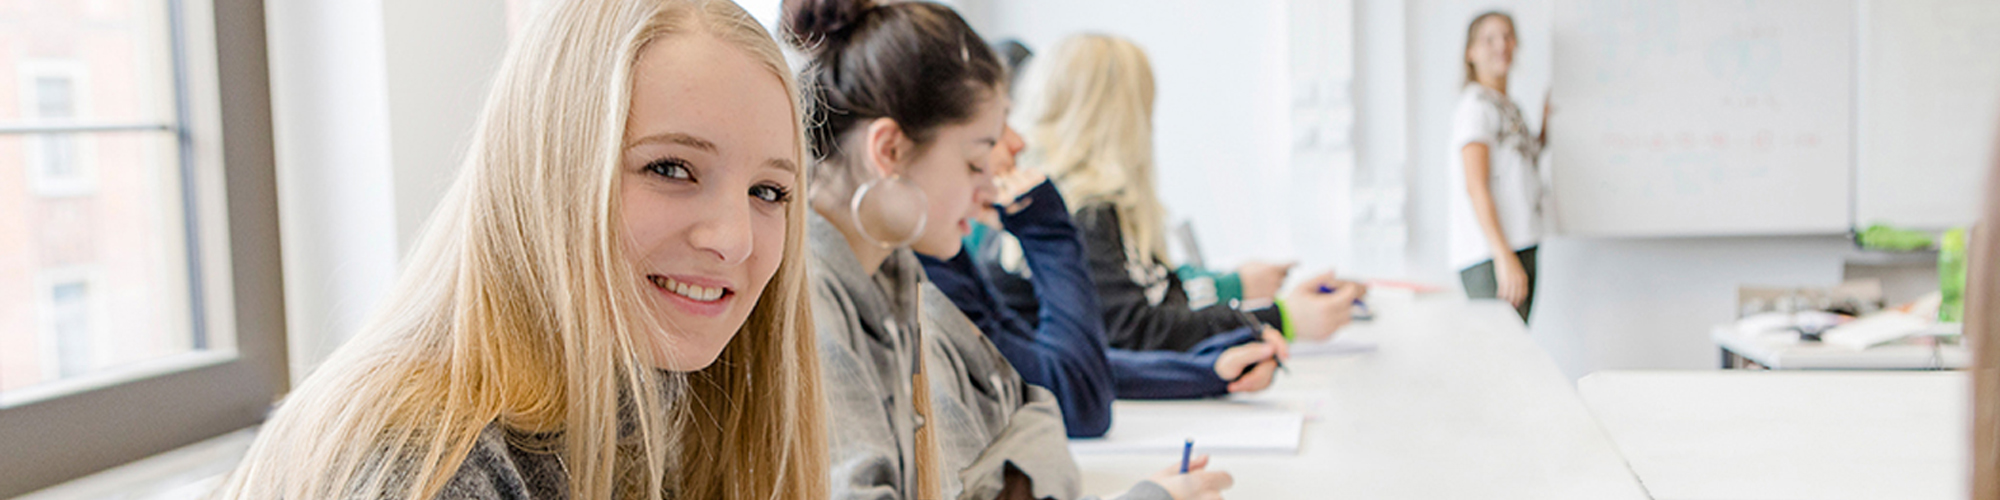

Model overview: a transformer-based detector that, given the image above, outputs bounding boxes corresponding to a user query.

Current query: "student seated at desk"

[213,1,827,498]
[919,120,1290,438]
[783,1,1231,498]
[1009,34,1366,353]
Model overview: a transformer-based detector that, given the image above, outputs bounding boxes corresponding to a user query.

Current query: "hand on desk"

[1149,454,1232,500]
[1236,260,1295,302]
[1216,327,1290,393]
[1284,272,1367,342]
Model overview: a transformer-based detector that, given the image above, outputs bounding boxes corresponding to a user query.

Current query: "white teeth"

[651,275,724,302]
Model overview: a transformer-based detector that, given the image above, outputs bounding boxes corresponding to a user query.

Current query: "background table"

[1712,325,1969,370]
[1579,370,1967,500]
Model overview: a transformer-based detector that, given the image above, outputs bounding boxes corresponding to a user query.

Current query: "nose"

[1003,125,1026,156]
[974,176,999,207]
[687,196,755,266]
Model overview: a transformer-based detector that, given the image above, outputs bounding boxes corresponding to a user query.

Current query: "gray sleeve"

[954,384,1082,500]
[433,428,532,500]
[1100,480,1172,500]
[816,282,908,500]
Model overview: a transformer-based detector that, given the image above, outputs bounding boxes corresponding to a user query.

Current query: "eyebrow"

[766,157,799,174]
[625,132,717,152]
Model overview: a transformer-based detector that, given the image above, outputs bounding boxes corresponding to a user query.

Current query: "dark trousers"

[1459,245,1538,322]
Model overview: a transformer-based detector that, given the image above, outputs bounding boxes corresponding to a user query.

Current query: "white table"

[1712,325,1969,370]
[1578,370,1968,500]
[1073,296,1649,499]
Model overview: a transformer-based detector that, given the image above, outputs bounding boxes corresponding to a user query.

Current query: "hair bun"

[781,0,879,50]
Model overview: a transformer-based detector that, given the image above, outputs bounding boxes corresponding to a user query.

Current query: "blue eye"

[644,158,693,180]
[751,183,792,204]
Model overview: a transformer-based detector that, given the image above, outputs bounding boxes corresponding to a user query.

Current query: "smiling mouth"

[647,275,732,302]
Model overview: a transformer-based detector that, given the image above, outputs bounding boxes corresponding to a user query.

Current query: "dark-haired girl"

[783,1,1232,499]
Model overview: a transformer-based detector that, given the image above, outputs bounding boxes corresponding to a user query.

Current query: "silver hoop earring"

[849,174,928,248]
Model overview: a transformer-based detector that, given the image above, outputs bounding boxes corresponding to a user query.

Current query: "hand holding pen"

[1281,271,1367,342]
[1317,282,1374,321]
[1151,440,1232,500]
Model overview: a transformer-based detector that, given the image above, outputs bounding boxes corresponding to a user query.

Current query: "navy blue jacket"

[919,181,1255,438]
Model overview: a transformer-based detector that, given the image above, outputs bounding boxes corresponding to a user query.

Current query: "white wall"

[1350,0,1412,277]
[381,2,507,246]
[264,0,400,383]
[982,0,1298,271]
[265,0,506,382]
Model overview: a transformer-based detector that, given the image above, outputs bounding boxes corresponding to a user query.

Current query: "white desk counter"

[1712,325,1969,370]
[1578,370,1967,500]
[1074,297,1649,499]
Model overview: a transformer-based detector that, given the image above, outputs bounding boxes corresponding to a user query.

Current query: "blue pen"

[1318,284,1373,319]
[1180,438,1193,473]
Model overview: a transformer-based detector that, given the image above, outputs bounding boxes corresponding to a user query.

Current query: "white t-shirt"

[1447,84,1544,270]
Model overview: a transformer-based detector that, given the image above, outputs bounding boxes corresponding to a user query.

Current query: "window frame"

[0,0,287,496]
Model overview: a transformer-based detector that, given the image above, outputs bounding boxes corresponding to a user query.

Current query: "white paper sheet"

[1288,338,1377,357]
[1069,406,1304,455]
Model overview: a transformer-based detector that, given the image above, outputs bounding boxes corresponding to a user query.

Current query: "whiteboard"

[1856,0,2000,230]
[1550,0,1853,237]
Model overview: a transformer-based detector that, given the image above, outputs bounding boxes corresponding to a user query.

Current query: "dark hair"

[1464,10,1516,85]
[781,0,1004,185]
[991,39,1033,88]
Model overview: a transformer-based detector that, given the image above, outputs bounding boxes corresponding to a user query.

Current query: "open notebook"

[1069,405,1305,455]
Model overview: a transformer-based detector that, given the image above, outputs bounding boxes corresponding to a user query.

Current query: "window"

[0,0,285,496]
[4,8,196,407]
[39,270,99,380]
[17,62,96,197]
[34,75,79,177]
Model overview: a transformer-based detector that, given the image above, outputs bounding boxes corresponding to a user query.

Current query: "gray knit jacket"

[810,212,1167,500]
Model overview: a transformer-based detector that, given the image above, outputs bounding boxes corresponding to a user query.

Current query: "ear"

[863,117,909,178]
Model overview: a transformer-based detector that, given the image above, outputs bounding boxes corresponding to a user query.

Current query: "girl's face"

[972,124,1027,227]
[901,90,1007,259]
[1468,16,1517,81]
[619,34,797,371]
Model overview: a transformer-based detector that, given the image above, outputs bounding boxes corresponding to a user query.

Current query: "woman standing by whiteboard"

[1451,10,1547,322]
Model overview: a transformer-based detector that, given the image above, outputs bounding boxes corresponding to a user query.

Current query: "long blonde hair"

[213,1,826,498]
[1014,34,1170,268]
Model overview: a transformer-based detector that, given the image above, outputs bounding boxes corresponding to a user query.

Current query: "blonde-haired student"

[213,0,827,498]
[1451,10,1549,322]
[1014,33,1364,355]
[783,1,1231,499]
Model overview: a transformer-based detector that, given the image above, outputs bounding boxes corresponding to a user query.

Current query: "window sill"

[8,426,254,500]
[0,351,238,409]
